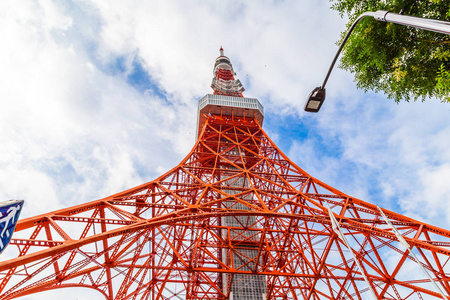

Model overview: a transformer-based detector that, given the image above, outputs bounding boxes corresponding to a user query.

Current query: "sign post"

[0,200,24,254]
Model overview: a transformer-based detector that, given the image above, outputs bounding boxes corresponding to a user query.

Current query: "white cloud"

[0,0,191,218]
[288,90,450,226]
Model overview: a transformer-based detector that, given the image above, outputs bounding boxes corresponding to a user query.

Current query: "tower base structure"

[0,109,449,299]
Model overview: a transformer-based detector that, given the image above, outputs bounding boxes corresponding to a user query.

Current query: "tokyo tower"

[1,47,450,300]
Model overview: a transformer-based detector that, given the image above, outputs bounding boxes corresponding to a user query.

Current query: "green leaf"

[330,0,450,103]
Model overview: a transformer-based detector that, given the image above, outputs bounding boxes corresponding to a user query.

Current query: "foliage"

[330,0,450,102]
[436,64,450,101]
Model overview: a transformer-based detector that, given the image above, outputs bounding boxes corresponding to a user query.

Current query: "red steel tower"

[0,48,450,300]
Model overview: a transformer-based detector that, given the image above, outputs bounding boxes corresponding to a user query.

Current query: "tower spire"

[211,46,245,97]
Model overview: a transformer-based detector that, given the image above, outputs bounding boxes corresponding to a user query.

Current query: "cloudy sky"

[1,0,450,299]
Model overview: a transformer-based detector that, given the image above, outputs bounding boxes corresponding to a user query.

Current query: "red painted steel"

[0,113,449,299]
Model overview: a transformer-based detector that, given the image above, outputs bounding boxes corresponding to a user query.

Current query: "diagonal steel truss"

[0,114,449,299]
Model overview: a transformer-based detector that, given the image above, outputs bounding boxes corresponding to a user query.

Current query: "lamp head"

[304,87,326,113]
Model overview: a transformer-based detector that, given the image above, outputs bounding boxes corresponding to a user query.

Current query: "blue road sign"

[0,200,24,254]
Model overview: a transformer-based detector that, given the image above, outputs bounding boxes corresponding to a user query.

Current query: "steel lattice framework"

[1,48,450,299]
[1,114,450,299]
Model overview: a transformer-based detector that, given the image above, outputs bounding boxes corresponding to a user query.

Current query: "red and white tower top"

[197,47,264,137]
[211,47,245,97]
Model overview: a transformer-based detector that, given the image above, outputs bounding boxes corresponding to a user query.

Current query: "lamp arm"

[320,11,450,90]
[374,11,450,35]
[306,10,450,113]
[321,12,376,90]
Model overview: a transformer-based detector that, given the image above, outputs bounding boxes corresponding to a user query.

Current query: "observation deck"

[196,94,264,137]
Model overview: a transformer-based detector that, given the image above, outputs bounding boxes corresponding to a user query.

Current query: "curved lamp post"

[304,10,450,113]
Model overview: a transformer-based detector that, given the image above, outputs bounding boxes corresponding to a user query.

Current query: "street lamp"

[304,10,450,113]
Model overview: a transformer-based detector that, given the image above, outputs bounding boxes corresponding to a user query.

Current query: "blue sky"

[1,1,450,299]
